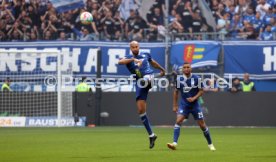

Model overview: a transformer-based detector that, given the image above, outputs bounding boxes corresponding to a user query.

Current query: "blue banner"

[224,41,276,80]
[170,41,221,68]
[0,41,166,78]
[49,0,85,13]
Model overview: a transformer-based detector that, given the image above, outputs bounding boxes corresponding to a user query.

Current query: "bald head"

[130,41,139,55]
[244,73,249,81]
[130,41,139,46]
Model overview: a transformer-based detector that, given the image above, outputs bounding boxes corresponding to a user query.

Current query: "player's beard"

[132,50,139,56]
[184,71,191,77]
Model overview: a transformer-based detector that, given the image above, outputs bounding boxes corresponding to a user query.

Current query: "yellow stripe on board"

[193,55,203,59]
[194,48,205,52]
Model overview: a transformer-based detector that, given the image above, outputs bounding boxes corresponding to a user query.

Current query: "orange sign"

[183,45,195,63]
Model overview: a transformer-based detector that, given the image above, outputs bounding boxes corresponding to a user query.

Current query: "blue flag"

[49,0,85,13]
[170,41,221,68]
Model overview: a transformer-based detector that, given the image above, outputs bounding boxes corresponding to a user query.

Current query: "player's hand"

[173,105,178,112]
[133,59,142,67]
[187,97,195,103]
[159,69,165,77]
[231,87,237,92]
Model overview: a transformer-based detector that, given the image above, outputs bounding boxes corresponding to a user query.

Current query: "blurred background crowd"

[0,0,275,42]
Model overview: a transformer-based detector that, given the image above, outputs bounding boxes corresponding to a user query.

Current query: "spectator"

[239,21,256,39]
[44,30,55,40]
[29,31,39,41]
[259,24,273,40]
[263,7,274,26]
[243,7,255,23]
[229,77,242,93]
[0,0,275,41]
[152,0,166,16]
[241,73,256,92]
[147,6,165,41]
[57,31,68,41]
[229,13,243,39]
[73,26,94,41]
[147,23,159,41]
[179,1,194,33]
[1,77,12,92]
[203,79,219,92]
[250,11,264,35]
[89,10,100,40]
[0,20,8,41]
[125,9,137,39]
[216,12,230,36]
[272,18,276,33]
[127,15,147,41]
[148,7,164,26]
[169,9,177,23]
[75,77,92,92]
[101,10,115,40]
[169,13,184,40]
[18,11,32,30]
[113,11,124,41]
[210,0,220,19]
[7,21,23,41]
[228,4,236,19]
[191,9,208,33]
[214,2,226,21]
[42,21,58,40]
[234,0,249,15]
[256,0,271,19]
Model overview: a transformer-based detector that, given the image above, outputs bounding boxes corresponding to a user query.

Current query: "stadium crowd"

[0,0,275,41]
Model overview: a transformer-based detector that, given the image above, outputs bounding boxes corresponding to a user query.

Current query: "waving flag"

[49,0,85,13]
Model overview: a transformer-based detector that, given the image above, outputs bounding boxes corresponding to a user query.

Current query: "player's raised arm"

[150,59,165,76]
[173,88,179,112]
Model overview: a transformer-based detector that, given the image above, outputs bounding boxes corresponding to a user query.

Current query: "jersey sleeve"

[124,55,132,59]
[146,53,152,62]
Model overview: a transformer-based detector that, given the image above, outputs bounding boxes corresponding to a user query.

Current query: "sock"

[202,127,212,145]
[140,112,153,136]
[173,124,181,143]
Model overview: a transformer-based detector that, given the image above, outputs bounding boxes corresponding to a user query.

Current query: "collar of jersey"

[182,73,193,79]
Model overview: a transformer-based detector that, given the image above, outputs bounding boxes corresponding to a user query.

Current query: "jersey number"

[198,112,203,119]
[183,87,192,93]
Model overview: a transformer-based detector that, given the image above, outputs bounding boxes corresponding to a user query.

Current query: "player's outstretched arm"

[150,60,165,76]
[118,58,134,65]
[173,89,179,112]
[118,58,142,67]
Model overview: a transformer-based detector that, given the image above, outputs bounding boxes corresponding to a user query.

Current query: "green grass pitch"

[0,127,275,162]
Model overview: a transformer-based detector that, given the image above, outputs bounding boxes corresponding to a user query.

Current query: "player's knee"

[199,124,207,130]
[197,120,206,128]
[176,121,182,125]
[138,109,146,114]
[176,117,185,124]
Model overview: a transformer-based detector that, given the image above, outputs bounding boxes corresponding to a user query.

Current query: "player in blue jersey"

[118,41,165,149]
[167,62,216,151]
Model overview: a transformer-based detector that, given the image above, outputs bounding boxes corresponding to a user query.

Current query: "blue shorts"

[135,74,154,101]
[177,102,204,120]
[135,82,152,101]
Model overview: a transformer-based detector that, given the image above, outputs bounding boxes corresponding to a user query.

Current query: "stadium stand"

[0,0,275,41]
